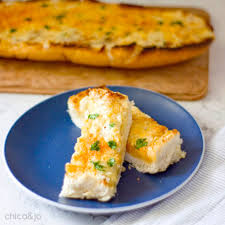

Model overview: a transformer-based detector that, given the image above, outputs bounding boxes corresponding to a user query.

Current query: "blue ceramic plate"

[4,86,204,214]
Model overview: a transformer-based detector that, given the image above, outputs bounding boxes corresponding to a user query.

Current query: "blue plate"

[4,86,204,214]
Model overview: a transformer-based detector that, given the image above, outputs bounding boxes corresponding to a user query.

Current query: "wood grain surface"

[0,52,208,100]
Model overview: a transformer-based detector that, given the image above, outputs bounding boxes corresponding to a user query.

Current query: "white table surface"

[1,1,225,224]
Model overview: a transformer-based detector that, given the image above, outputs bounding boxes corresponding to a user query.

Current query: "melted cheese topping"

[66,88,132,189]
[0,0,214,51]
[67,88,186,174]
[127,106,180,163]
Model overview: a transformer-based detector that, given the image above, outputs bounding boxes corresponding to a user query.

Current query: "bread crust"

[0,40,210,69]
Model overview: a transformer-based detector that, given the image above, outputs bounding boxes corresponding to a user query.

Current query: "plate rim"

[3,86,205,215]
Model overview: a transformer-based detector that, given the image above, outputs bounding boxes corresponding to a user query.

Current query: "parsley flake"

[55,13,66,23]
[10,28,17,33]
[88,113,99,120]
[105,31,112,36]
[25,17,32,22]
[44,25,51,30]
[135,138,148,149]
[158,21,164,25]
[170,20,184,26]
[91,161,105,171]
[41,3,48,8]
[109,123,115,128]
[107,158,115,167]
[90,141,100,151]
[108,141,117,149]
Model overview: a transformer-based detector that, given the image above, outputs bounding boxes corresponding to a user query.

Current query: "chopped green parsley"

[44,25,51,30]
[55,13,66,23]
[41,3,48,8]
[88,113,99,120]
[90,141,100,151]
[25,17,32,22]
[108,141,117,149]
[170,20,184,26]
[10,28,17,33]
[105,31,112,36]
[109,123,115,128]
[91,161,105,171]
[107,158,116,167]
[135,138,148,149]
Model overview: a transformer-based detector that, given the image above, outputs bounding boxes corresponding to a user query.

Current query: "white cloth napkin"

[102,127,225,225]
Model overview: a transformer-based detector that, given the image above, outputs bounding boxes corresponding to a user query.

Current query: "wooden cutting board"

[0,52,208,100]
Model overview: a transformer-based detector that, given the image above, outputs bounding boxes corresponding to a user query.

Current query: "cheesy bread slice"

[126,106,185,173]
[68,87,185,174]
[60,88,132,201]
[0,0,214,68]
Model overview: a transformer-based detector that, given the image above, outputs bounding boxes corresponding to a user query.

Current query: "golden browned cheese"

[66,88,130,181]
[0,1,214,68]
[127,106,179,163]
[0,0,214,48]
